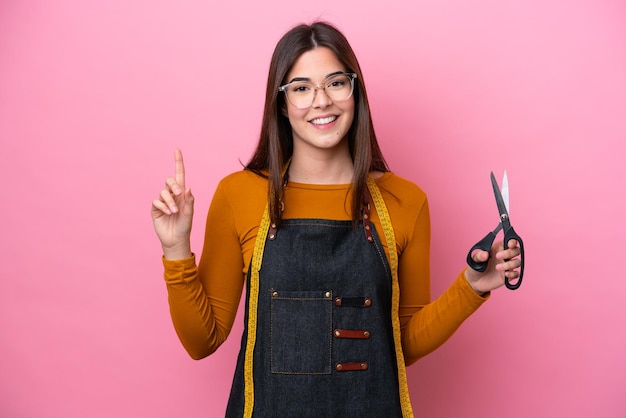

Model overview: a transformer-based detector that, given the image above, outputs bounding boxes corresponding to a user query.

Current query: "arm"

[163,181,245,360]
[153,150,245,360]
[399,199,488,365]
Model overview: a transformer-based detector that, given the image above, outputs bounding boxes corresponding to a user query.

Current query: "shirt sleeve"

[163,180,246,360]
[398,197,489,365]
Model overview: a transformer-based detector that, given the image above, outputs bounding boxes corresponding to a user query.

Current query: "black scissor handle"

[467,228,525,291]
[466,231,497,273]
[503,227,524,290]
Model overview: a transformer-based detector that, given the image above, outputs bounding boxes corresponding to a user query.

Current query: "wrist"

[464,268,488,297]
[162,242,192,260]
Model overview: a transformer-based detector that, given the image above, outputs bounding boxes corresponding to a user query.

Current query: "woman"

[151,21,521,417]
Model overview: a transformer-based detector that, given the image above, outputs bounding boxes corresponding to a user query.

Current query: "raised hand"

[151,149,194,259]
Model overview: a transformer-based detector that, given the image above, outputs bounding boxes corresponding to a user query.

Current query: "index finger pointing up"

[175,148,185,190]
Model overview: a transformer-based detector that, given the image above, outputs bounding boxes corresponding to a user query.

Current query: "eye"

[326,76,348,90]
[290,83,312,94]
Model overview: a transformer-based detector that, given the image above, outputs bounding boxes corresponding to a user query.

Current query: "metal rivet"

[336,363,343,371]
[363,214,369,219]
[335,330,341,337]
[271,223,276,228]
[334,297,342,306]
[272,291,278,297]
[360,363,367,369]
[363,331,370,338]
[325,291,331,298]
[367,236,374,242]
[364,298,372,307]
[269,234,275,240]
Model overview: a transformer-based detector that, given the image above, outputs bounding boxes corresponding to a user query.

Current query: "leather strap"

[334,329,371,339]
[335,362,369,372]
[363,187,373,243]
[334,296,372,307]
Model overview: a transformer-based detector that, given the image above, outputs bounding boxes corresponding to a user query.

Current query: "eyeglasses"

[278,73,357,109]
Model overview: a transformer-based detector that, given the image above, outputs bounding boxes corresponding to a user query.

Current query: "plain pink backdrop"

[1,1,625,417]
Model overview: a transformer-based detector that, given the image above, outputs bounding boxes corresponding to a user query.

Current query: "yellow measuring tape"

[242,203,271,418]
[242,178,413,417]
[367,176,413,418]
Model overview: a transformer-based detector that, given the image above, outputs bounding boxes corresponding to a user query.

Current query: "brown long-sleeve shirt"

[163,170,488,364]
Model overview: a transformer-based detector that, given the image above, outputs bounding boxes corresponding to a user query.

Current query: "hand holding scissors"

[466,171,525,290]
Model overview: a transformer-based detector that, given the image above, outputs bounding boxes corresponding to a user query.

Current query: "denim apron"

[226,178,413,417]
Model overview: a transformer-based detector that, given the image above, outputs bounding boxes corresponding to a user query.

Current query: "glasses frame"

[278,72,357,109]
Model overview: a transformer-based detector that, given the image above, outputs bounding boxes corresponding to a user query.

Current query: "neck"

[287,152,354,184]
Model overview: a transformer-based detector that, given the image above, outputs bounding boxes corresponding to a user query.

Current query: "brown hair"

[246,21,388,227]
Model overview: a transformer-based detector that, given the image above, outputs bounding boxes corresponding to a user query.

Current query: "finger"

[498,257,521,272]
[152,199,172,216]
[165,176,183,196]
[496,249,520,261]
[504,269,520,279]
[496,244,520,260]
[471,249,490,263]
[160,188,179,213]
[175,149,185,191]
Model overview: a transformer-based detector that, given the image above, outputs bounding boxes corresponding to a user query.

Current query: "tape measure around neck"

[366,176,413,418]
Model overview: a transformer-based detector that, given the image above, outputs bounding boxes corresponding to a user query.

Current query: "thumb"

[182,188,194,216]
[472,249,490,263]
[185,188,194,205]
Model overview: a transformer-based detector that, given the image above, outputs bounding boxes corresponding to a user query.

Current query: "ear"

[281,103,289,118]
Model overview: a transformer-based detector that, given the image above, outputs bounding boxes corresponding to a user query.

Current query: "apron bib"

[226,178,413,417]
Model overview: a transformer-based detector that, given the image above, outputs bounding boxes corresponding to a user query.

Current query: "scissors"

[466,171,525,290]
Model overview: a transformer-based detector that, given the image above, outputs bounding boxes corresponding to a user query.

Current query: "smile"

[310,115,337,125]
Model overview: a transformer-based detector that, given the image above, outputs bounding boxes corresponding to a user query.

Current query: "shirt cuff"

[456,270,491,306]
[162,253,197,284]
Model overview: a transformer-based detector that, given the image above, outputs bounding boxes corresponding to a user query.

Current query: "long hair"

[246,21,388,227]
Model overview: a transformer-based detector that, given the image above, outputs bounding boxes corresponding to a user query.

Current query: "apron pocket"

[270,289,333,375]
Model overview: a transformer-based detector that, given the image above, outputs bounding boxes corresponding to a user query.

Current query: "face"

[282,47,355,157]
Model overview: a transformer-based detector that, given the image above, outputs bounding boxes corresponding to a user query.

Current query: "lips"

[309,115,337,125]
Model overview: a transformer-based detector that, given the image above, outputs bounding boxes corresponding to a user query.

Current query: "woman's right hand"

[151,149,194,260]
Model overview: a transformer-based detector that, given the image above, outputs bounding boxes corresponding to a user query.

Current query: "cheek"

[284,103,306,122]
[343,102,356,126]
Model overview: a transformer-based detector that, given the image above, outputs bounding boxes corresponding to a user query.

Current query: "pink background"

[1,1,625,417]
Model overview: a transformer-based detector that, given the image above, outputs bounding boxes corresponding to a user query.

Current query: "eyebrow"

[287,71,345,84]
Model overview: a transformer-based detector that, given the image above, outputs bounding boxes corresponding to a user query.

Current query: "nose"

[311,85,332,108]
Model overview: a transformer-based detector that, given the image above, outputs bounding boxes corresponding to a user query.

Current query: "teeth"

[310,116,337,125]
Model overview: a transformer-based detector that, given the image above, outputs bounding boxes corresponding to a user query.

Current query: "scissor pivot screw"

[501,214,508,222]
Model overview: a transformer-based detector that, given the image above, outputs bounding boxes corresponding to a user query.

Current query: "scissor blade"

[490,171,510,220]
[502,171,510,214]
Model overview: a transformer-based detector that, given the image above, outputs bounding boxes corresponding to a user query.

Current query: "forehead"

[286,47,345,81]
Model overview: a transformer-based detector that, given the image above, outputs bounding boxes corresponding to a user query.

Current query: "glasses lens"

[284,82,313,108]
[283,74,354,108]
[325,74,354,103]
